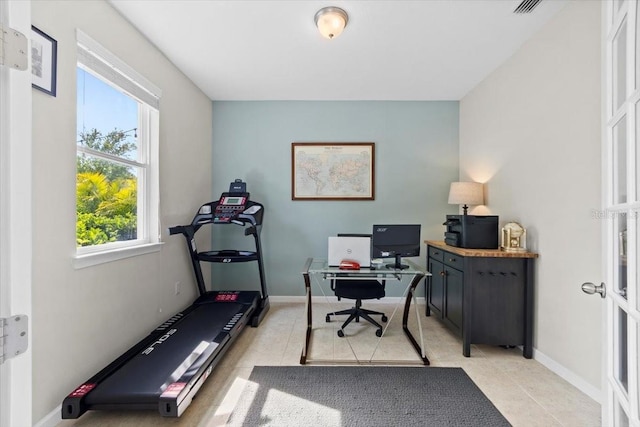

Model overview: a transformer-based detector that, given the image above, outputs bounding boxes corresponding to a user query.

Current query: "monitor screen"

[371,224,421,269]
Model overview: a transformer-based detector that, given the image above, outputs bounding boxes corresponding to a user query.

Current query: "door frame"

[602,0,640,425]
[0,1,33,426]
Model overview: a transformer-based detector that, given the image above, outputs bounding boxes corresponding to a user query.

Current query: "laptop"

[328,236,371,267]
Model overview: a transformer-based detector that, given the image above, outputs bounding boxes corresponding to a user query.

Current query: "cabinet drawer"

[428,246,444,262]
[443,252,463,269]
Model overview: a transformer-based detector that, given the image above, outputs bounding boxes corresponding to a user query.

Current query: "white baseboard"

[533,347,602,403]
[34,405,60,427]
[268,295,306,303]
[269,295,426,305]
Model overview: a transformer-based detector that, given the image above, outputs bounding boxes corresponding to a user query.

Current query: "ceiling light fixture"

[314,7,348,40]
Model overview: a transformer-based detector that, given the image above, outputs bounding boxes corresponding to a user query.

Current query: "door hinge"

[0,315,29,364]
[0,24,28,71]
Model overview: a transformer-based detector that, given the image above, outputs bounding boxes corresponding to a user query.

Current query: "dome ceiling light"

[314,7,349,40]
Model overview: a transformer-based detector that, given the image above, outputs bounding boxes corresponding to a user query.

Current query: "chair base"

[326,300,387,337]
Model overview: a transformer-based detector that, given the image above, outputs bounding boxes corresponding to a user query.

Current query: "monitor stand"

[385,254,409,270]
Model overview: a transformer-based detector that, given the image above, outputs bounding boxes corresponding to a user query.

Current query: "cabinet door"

[444,266,464,334]
[428,258,444,317]
[468,258,525,345]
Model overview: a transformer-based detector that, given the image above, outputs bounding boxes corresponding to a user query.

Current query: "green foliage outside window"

[76,129,137,247]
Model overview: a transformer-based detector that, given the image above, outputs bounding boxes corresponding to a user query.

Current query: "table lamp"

[448,182,484,215]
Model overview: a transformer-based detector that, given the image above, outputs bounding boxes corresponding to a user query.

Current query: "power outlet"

[174,281,181,295]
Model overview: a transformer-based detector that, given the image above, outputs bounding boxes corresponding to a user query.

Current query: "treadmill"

[62,179,270,419]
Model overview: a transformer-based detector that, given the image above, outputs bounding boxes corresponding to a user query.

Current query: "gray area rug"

[227,366,511,426]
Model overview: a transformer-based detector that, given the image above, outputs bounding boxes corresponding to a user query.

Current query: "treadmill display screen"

[221,196,245,205]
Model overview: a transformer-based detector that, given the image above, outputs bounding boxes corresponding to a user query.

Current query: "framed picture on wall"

[291,142,375,200]
[31,26,57,97]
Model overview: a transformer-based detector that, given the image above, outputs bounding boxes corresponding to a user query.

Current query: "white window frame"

[73,30,161,269]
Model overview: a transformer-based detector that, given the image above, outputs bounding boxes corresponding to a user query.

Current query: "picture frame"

[291,142,375,201]
[31,26,57,97]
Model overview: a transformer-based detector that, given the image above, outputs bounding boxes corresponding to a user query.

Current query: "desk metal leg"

[300,268,312,365]
[402,274,430,365]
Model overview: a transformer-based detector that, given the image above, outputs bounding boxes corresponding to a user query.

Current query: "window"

[75,30,161,268]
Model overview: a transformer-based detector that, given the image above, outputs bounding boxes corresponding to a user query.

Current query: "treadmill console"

[213,195,248,223]
[168,177,270,327]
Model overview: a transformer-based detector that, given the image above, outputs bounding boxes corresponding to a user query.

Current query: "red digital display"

[214,292,239,302]
[68,383,96,398]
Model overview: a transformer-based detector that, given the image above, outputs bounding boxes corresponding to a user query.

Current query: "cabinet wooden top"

[425,240,539,259]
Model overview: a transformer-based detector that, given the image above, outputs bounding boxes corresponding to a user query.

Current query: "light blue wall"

[210,101,459,297]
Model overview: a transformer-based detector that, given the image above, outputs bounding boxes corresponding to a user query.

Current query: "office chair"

[325,278,388,337]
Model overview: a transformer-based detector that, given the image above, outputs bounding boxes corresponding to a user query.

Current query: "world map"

[293,144,373,199]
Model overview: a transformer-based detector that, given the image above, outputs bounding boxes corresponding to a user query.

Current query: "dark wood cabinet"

[426,250,444,318]
[443,265,463,333]
[425,241,537,358]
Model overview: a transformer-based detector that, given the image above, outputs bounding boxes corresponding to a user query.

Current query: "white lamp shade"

[315,7,348,39]
[448,182,484,206]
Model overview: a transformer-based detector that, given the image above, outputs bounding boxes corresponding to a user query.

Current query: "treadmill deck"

[62,291,259,418]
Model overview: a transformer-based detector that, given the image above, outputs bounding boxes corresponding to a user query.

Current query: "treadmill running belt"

[85,302,246,407]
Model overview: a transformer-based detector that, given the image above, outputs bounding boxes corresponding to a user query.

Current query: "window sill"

[73,242,164,269]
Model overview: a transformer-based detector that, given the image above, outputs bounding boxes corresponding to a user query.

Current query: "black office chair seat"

[326,279,387,337]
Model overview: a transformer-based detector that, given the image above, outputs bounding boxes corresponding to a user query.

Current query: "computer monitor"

[371,224,421,269]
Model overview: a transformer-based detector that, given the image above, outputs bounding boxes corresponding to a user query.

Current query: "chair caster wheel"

[376,329,383,337]
[337,330,345,338]
[381,315,388,322]
[326,315,331,322]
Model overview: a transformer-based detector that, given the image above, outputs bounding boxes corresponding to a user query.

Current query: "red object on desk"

[339,260,360,270]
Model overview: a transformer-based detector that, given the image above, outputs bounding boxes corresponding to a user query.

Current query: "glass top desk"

[300,258,431,365]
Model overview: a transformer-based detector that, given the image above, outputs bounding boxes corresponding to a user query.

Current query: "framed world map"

[291,142,375,200]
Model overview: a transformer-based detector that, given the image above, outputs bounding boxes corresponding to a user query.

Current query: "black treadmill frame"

[62,294,256,418]
[168,193,270,325]
[61,183,270,419]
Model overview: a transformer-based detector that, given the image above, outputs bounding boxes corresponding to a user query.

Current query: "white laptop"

[328,236,371,267]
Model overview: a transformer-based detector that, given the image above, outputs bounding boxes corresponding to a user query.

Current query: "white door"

[593,0,640,425]
[0,3,6,423]
[1,3,9,423]
[0,1,32,425]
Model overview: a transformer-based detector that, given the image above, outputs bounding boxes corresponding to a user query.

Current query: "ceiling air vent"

[513,0,542,14]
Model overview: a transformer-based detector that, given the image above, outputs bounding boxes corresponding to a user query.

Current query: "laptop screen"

[327,236,371,267]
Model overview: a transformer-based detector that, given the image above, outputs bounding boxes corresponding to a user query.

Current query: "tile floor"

[58,301,601,426]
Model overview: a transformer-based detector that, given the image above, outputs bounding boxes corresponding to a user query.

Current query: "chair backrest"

[333,278,385,300]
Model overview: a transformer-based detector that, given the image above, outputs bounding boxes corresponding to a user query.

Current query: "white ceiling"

[109,0,568,101]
